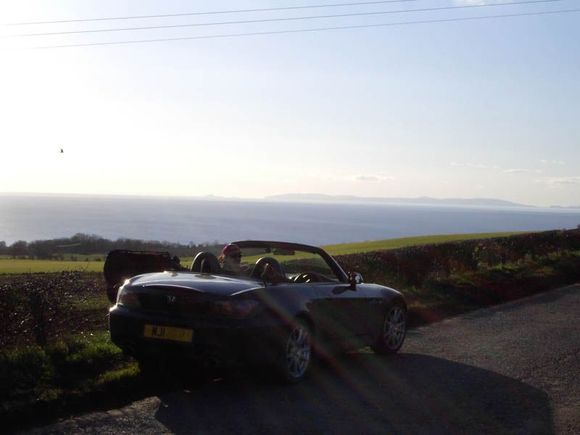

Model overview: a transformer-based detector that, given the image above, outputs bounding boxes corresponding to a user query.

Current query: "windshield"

[219,242,341,283]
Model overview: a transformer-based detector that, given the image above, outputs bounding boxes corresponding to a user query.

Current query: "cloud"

[503,168,542,174]
[540,159,566,166]
[450,162,500,170]
[354,175,394,182]
[503,168,529,174]
[451,163,543,174]
[541,176,580,186]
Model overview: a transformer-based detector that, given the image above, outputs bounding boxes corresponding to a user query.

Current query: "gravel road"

[23,284,580,434]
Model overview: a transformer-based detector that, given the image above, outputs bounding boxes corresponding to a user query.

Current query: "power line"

[6,0,420,26]
[30,8,580,50]
[6,0,565,38]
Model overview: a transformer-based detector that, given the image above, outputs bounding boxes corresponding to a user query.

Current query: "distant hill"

[266,193,531,208]
[550,205,580,210]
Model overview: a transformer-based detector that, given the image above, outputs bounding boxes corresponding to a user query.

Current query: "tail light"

[209,299,261,318]
[116,284,140,308]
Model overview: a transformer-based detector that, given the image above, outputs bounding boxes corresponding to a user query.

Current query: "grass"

[0,330,145,431]
[0,232,520,274]
[0,259,104,274]
[95,365,140,386]
[69,293,110,311]
[0,255,104,261]
[322,232,522,256]
[0,331,134,398]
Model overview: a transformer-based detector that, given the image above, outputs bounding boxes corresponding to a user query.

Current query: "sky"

[1,0,579,206]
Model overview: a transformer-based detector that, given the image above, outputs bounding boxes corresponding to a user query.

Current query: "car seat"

[190,251,220,273]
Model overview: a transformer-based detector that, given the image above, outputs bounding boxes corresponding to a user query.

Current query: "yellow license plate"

[143,324,193,343]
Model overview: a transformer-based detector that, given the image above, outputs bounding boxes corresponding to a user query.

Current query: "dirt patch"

[0,272,108,348]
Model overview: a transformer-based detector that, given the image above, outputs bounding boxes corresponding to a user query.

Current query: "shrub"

[0,346,54,398]
[46,334,125,384]
[336,229,580,289]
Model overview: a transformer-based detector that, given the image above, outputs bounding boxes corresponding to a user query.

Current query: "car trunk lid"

[104,249,182,302]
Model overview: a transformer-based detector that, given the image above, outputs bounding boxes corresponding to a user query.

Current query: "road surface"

[23,284,580,434]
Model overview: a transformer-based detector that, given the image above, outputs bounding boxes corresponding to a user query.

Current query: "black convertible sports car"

[105,240,407,383]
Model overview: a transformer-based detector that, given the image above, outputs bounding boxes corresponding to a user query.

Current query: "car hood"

[126,271,264,297]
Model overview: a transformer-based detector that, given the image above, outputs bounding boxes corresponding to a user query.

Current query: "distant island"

[3,192,573,208]
[550,205,580,210]
[266,193,532,208]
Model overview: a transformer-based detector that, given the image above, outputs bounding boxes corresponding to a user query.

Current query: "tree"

[8,240,29,258]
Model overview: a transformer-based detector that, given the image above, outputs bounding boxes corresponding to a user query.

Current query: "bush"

[0,332,130,403]
[0,347,54,398]
[336,229,580,289]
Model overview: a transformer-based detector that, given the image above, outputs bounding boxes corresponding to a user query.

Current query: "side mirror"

[348,272,363,289]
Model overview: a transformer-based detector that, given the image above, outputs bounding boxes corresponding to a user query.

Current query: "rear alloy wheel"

[278,319,312,383]
[372,304,407,354]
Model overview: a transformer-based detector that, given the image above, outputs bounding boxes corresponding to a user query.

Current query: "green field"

[322,232,521,256]
[0,232,520,274]
[0,259,105,274]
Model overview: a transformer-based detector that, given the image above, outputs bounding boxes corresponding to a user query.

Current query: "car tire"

[371,303,407,355]
[275,318,313,383]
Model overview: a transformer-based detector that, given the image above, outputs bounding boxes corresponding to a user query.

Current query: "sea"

[1,194,580,246]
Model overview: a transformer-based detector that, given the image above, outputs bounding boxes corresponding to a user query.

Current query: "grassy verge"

[0,332,141,429]
[404,251,580,326]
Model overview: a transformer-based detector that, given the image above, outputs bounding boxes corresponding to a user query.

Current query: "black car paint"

[107,241,405,367]
[128,271,264,297]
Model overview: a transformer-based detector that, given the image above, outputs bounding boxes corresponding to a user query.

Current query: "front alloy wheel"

[279,320,312,383]
[372,304,407,354]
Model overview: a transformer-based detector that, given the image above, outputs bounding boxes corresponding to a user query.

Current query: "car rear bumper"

[109,305,286,366]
